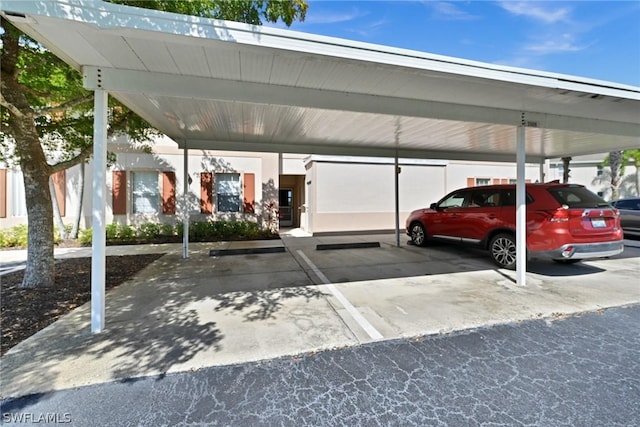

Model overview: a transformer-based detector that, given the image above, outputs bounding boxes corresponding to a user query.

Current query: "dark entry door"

[279,188,293,227]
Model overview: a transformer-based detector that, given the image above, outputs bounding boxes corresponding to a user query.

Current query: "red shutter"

[200,172,213,214]
[466,178,475,187]
[492,178,500,185]
[162,171,176,214]
[112,171,127,215]
[52,170,66,217]
[243,173,255,213]
[0,169,6,218]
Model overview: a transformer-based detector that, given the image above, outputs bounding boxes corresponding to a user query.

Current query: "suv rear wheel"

[489,233,516,269]
[410,222,427,246]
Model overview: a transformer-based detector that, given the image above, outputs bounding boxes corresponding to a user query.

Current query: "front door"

[279,188,293,227]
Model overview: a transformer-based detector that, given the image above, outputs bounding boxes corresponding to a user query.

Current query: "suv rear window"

[546,186,609,209]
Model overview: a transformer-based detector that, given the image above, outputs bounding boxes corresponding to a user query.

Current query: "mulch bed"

[1,254,164,355]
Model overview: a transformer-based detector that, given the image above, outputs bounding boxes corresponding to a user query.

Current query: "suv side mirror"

[430,203,437,210]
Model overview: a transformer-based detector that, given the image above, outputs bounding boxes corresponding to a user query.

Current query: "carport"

[2,0,639,333]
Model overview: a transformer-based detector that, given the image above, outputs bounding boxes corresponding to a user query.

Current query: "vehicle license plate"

[591,218,606,228]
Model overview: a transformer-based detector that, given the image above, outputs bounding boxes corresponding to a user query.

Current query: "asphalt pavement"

[2,233,639,426]
[2,304,639,426]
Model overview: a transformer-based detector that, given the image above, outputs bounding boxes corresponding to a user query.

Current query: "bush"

[0,219,276,249]
[78,228,92,245]
[105,223,119,241]
[118,225,136,241]
[0,225,28,248]
[138,222,161,240]
[160,223,175,237]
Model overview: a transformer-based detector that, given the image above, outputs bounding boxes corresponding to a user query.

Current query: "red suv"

[405,182,624,269]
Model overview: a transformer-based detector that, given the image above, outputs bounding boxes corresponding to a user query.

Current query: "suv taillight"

[548,207,570,223]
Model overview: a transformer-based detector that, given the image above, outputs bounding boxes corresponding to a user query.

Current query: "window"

[547,187,606,208]
[469,190,501,207]
[475,178,490,186]
[132,172,159,214]
[439,191,467,208]
[216,173,241,212]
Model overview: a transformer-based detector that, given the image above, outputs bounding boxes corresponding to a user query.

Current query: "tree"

[606,150,624,200]
[621,149,640,196]
[0,0,307,288]
[561,156,571,183]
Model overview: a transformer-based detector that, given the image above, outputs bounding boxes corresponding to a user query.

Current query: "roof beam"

[181,138,546,163]
[84,66,640,138]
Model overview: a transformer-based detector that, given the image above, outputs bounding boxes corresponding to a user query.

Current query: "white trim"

[305,155,448,167]
[5,0,638,97]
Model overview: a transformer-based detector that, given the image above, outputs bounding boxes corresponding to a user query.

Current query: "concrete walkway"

[1,233,639,399]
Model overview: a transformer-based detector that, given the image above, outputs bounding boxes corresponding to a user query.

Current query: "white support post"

[183,142,189,259]
[91,89,108,333]
[516,126,527,286]
[394,152,400,247]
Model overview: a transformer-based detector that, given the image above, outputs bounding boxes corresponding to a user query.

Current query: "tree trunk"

[634,159,640,197]
[609,150,623,200]
[561,157,571,183]
[2,21,55,288]
[21,154,55,288]
[50,177,68,240]
[70,162,85,239]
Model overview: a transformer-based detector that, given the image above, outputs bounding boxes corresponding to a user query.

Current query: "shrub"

[118,225,136,241]
[0,225,28,248]
[138,222,161,240]
[78,228,92,245]
[105,223,119,241]
[160,223,175,237]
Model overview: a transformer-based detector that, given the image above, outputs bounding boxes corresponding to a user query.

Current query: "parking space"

[2,235,639,399]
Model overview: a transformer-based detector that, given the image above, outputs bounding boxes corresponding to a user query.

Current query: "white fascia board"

[304,155,448,167]
[3,0,639,100]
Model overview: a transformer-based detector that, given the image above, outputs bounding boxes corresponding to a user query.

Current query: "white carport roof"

[2,0,639,163]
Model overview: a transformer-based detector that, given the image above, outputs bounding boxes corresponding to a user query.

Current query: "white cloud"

[305,8,368,25]
[498,1,571,24]
[346,19,390,38]
[524,34,589,54]
[425,1,480,20]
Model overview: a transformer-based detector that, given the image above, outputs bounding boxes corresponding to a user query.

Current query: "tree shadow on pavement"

[210,287,325,321]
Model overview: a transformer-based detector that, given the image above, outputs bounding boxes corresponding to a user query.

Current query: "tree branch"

[49,144,93,174]
[40,94,94,115]
[0,88,25,120]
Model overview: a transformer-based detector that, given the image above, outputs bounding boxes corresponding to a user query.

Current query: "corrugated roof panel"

[79,32,146,71]
[239,50,274,83]
[203,45,241,80]
[267,52,307,86]
[125,37,179,73]
[167,44,210,77]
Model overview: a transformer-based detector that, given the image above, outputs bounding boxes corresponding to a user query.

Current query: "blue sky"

[266,1,640,87]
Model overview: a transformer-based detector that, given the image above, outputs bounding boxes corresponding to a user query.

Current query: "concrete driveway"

[2,233,639,399]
